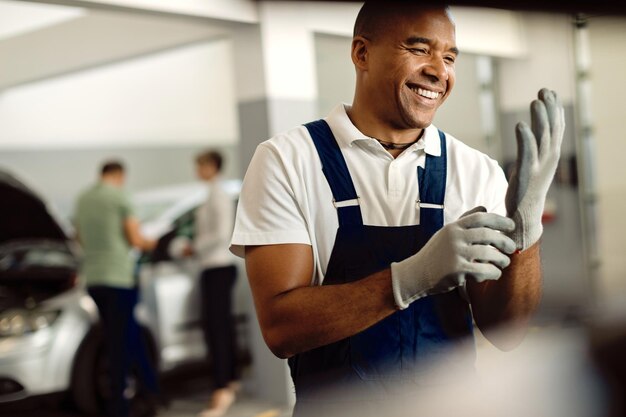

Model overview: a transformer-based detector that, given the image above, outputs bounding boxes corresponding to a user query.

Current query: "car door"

[137,208,206,371]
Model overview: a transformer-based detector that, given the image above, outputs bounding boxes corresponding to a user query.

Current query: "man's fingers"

[464,228,517,255]
[506,121,536,215]
[457,212,515,233]
[540,88,559,136]
[551,90,566,153]
[464,244,512,269]
[463,262,503,283]
[531,99,550,159]
[461,205,486,218]
[516,121,539,165]
[539,88,566,154]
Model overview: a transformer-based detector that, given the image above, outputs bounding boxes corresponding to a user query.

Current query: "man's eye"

[444,56,456,64]
[410,48,428,54]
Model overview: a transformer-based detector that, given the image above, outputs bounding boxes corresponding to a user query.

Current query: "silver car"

[0,172,246,414]
[133,180,246,373]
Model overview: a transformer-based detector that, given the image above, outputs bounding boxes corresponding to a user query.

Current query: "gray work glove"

[390,207,516,310]
[505,88,565,250]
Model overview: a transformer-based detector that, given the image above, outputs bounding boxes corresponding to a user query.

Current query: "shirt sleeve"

[230,141,311,257]
[119,190,135,219]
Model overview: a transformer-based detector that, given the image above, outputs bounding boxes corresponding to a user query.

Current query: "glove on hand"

[506,88,565,250]
[390,207,516,309]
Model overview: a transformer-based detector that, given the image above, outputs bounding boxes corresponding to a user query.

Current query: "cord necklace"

[374,137,420,150]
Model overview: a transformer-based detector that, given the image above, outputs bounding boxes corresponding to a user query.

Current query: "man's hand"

[506,88,565,250]
[391,208,516,309]
[124,217,157,252]
[168,236,193,259]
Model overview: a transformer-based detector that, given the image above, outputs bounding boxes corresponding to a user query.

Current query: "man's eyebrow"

[405,36,431,45]
[405,36,460,55]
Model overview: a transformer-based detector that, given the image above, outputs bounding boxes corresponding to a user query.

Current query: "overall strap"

[304,119,363,227]
[417,129,447,237]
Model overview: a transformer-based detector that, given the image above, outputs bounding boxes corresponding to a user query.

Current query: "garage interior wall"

[587,16,626,303]
[496,13,586,318]
[495,12,626,313]
[0,38,239,218]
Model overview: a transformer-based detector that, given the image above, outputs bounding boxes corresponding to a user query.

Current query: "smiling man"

[231,2,564,416]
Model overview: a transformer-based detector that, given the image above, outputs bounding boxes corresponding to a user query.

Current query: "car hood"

[0,170,69,245]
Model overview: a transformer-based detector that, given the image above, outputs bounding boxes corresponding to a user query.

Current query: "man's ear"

[351,36,369,70]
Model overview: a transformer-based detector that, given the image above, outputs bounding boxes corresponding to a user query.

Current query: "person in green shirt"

[75,160,159,417]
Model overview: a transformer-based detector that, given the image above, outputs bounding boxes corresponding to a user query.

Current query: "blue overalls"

[288,120,476,416]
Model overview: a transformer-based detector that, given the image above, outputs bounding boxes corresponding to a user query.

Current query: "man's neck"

[204,173,219,184]
[346,103,423,145]
[100,177,121,188]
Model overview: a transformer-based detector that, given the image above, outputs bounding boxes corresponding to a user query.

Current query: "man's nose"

[423,55,449,82]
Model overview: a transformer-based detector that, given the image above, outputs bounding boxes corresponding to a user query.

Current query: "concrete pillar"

[231,3,322,406]
[234,3,318,178]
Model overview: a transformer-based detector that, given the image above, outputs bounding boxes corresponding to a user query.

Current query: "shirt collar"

[325,103,442,157]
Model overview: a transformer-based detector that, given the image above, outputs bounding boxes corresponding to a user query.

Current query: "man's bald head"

[353,1,452,41]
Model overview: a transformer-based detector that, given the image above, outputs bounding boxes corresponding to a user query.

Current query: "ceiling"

[258,0,626,15]
[0,0,238,91]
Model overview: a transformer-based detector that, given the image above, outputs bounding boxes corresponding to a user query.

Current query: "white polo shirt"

[194,178,237,269]
[231,104,508,285]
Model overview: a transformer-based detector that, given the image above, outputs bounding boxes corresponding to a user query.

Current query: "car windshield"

[133,180,240,224]
[0,241,76,272]
[134,199,179,223]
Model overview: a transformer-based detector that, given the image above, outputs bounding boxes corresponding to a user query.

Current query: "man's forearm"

[467,242,542,350]
[255,269,397,359]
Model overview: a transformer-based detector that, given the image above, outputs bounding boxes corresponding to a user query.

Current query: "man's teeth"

[411,87,440,99]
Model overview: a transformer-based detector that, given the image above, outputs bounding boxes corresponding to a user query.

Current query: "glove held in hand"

[390,209,516,309]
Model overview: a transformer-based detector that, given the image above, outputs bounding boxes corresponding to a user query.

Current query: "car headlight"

[0,309,61,338]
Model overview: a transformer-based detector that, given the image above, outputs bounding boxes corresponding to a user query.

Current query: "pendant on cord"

[374,137,419,150]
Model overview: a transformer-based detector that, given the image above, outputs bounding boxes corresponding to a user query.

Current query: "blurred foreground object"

[588,300,626,417]
[298,323,610,417]
[256,0,626,16]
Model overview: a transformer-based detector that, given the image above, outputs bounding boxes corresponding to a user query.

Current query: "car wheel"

[71,325,158,416]
[71,325,106,415]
